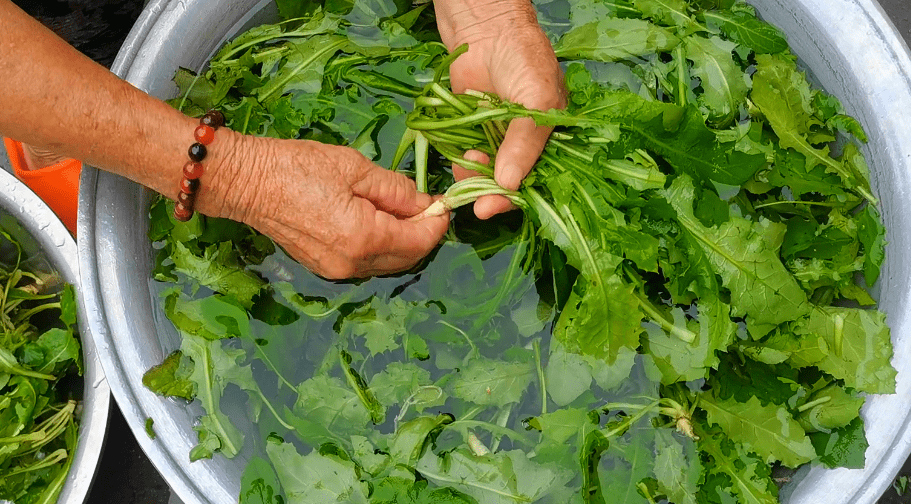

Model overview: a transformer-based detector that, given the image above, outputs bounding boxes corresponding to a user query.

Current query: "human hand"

[208,134,449,280]
[433,0,566,219]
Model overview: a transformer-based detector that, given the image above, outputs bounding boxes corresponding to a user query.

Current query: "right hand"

[208,133,450,280]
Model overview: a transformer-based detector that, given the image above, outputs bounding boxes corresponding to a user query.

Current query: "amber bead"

[177,191,194,207]
[183,161,204,180]
[188,143,207,162]
[200,110,225,129]
[194,124,215,145]
[180,177,200,195]
[174,202,193,222]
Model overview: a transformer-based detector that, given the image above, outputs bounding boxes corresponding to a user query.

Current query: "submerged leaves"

[145,0,895,503]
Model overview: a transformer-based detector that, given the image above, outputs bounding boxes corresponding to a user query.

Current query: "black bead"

[201,110,225,129]
[188,142,207,162]
[180,178,200,194]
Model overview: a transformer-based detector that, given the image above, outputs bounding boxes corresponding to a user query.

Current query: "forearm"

[0,0,245,218]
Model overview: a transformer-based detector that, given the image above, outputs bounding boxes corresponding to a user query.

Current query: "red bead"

[194,124,215,145]
[183,161,204,180]
[174,202,193,222]
[177,191,194,207]
[180,177,200,195]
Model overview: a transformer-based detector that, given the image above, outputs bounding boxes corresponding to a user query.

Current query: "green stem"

[429,83,474,114]
[534,339,547,416]
[797,396,833,413]
[446,419,533,446]
[407,108,512,131]
[638,482,659,504]
[258,39,347,102]
[433,44,469,83]
[432,144,494,177]
[415,132,430,192]
[438,320,479,359]
[753,200,845,210]
[674,44,688,108]
[255,389,295,430]
[633,292,696,343]
[390,128,417,171]
[603,400,660,438]
[2,448,68,478]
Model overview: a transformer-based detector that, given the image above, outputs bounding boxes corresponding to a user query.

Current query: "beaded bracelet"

[174,110,225,222]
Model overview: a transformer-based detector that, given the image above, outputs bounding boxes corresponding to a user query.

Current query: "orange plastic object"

[3,138,81,235]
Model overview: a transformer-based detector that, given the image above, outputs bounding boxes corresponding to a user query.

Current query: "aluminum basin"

[0,167,111,503]
[77,1,911,503]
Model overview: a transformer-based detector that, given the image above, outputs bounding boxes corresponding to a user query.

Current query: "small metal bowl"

[0,167,110,503]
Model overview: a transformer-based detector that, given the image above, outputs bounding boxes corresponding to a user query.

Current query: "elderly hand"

[208,133,449,280]
[433,0,566,219]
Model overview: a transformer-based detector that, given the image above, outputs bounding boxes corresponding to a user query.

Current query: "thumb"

[494,117,553,190]
[351,164,436,218]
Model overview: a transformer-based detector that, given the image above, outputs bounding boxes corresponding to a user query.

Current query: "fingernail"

[495,166,521,191]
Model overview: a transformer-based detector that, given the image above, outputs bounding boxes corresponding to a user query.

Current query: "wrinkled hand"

[434,0,566,219]
[213,135,449,280]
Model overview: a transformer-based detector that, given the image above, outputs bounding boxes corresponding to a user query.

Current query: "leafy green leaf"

[701,10,788,54]
[857,205,887,285]
[292,374,371,442]
[554,18,679,62]
[809,416,868,469]
[796,384,864,433]
[632,0,697,29]
[752,54,874,201]
[684,35,748,125]
[265,438,369,503]
[792,306,896,394]
[171,241,265,309]
[240,456,283,504]
[142,351,196,400]
[696,422,779,504]
[664,175,809,336]
[653,429,700,504]
[451,357,534,406]
[699,394,817,467]
[163,290,251,341]
[417,448,573,504]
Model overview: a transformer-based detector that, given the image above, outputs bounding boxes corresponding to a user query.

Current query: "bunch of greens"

[146,0,893,503]
[0,229,82,504]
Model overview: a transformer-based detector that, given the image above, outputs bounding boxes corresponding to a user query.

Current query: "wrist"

[193,129,265,225]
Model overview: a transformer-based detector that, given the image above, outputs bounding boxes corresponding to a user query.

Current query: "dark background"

[9,0,911,502]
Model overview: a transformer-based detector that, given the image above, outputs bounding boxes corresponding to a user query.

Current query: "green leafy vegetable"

[0,230,82,504]
[144,1,896,503]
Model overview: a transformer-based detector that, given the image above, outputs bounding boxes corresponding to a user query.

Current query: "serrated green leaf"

[793,307,895,394]
[664,175,809,336]
[700,394,817,467]
[417,448,572,504]
[701,10,788,54]
[685,35,748,125]
[696,423,779,504]
[752,54,874,201]
[451,357,534,406]
[266,439,369,504]
[653,429,700,504]
[554,18,680,62]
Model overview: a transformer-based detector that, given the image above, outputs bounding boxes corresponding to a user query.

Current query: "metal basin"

[0,167,111,503]
[77,0,911,503]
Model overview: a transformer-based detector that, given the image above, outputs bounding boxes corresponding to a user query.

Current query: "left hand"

[433,0,566,219]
